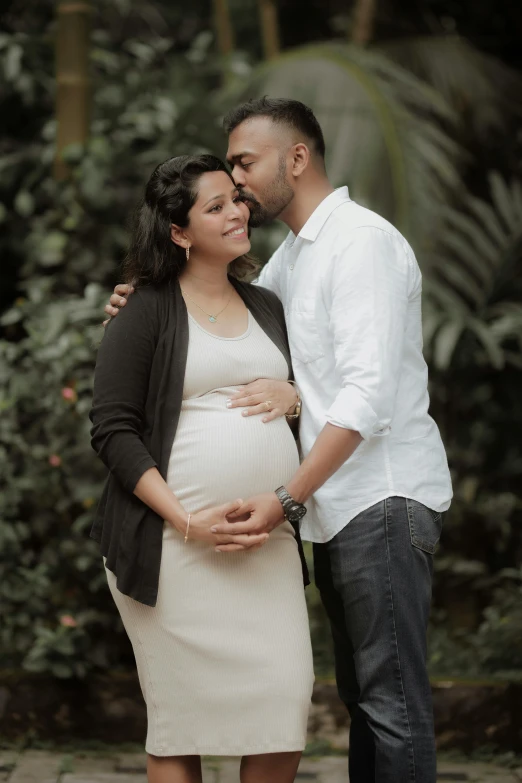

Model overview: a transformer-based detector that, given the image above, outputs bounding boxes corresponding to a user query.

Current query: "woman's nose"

[229,201,244,220]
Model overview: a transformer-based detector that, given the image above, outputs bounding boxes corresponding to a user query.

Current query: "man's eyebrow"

[202,187,239,207]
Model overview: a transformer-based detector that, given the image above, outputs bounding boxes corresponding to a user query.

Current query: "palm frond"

[221,42,463,246]
[432,319,466,371]
[380,36,522,140]
[423,175,522,370]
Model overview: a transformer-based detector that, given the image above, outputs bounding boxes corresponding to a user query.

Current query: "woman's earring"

[185,246,190,262]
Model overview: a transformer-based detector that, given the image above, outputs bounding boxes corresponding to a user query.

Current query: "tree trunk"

[351,0,376,46]
[212,0,235,68]
[258,0,280,60]
[54,1,92,180]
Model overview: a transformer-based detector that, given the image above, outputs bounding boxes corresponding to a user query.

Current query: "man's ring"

[264,400,273,411]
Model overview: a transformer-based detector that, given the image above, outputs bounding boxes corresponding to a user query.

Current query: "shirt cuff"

[325,387,382,441]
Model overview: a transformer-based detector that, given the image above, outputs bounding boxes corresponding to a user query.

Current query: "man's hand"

[103,283,134,327]
[227,379,298,422]
[212,492,285,551]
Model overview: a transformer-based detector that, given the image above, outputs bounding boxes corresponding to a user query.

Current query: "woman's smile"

[223,224,248,240]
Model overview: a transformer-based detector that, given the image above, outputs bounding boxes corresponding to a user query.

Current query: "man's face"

[226,116,294,227]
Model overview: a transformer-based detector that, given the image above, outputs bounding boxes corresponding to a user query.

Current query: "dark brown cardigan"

[89,276,309,606]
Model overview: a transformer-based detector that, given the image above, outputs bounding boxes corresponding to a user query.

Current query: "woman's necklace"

[180,287,233,323]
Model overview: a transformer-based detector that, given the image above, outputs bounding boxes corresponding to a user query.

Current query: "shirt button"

[289,264,294,271]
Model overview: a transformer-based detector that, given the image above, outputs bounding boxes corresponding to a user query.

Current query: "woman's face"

[174,170,251,262]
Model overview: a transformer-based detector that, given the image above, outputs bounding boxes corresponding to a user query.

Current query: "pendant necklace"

[181,288,232,323]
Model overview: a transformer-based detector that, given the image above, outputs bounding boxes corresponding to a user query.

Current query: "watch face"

[288,504,307,522]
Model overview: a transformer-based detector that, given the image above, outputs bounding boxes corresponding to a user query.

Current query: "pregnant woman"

[89,154,314,783]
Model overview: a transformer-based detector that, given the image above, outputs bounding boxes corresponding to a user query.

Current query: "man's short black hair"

[223,97,326,159]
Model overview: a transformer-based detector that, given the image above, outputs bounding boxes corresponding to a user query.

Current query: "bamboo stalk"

[351,0,376,46]
[212,0,235,60]
[258,0,280,60]
[54,1,92,180]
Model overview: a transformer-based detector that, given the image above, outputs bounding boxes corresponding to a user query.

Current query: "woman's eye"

[242,162,253,169]
[209,204,222,212]
[232,196,242,203]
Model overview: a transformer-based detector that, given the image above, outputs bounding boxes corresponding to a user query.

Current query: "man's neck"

[280,176,335,236]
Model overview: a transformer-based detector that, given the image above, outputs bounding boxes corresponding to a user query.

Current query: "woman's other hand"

[227,379,298,422]
[181,499,269,550]
[103,283,134,327]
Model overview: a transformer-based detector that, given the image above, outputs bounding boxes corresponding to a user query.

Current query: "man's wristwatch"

[275,486,307,524]
[285,380,301,420]
[285,397,301,420]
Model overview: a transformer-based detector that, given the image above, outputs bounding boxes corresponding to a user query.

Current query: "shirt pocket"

[286,297,325,365]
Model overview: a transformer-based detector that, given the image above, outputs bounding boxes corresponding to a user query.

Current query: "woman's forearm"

[134,468,188,533]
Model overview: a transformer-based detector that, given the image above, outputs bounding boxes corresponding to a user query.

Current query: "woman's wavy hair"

[122,154,259,288]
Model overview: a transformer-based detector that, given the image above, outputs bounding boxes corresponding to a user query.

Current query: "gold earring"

[186,246,190,262]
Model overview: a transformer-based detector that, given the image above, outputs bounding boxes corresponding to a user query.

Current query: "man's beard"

[240,156,294,228]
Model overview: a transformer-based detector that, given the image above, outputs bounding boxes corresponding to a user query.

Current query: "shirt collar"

[297,186,351,242]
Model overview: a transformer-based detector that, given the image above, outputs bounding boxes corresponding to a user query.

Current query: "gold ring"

[264,400,272,411]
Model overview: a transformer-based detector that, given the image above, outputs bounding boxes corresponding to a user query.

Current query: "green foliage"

[423,174,522,371]
[0,4,521,682]
[429,569,522,680]
[0,6,227,676]
[420,175,522,680]
[0,284,122,675]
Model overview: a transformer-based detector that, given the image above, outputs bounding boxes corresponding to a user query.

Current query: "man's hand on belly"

[212,492,285,550]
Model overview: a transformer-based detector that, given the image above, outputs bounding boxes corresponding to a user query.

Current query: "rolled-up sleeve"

[90,291,158,492]
[325,226,412,440]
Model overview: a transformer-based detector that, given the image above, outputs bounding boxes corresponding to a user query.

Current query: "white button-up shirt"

[256,187,452,543]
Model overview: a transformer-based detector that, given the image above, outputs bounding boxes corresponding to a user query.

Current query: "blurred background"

[1,0,521,758]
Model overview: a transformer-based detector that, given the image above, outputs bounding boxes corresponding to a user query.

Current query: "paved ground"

[1,750,521,782]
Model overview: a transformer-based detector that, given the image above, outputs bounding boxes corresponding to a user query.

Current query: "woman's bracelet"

[184,513,192,543]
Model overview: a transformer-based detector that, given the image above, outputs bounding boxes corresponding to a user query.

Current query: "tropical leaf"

[380,35,522,140]
[432,319,466,370]
[424,174,522,370]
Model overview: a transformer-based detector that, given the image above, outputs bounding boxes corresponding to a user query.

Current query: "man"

[105,98,452,782]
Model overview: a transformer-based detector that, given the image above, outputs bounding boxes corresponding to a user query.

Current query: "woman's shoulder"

[134,282,171,303]
[132,282,175,316]
[102,284,174,339]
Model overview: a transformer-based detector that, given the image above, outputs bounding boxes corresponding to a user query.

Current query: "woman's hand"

[227,379,298,422]
[175,499,269,550]
[103,283,133,327]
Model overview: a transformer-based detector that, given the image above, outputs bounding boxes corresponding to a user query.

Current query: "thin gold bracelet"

[184,513,192,543]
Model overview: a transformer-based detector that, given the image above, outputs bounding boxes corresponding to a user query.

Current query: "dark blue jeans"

[313,497,443,783]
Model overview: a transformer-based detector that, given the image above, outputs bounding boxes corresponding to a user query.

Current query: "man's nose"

[231,165,246,186]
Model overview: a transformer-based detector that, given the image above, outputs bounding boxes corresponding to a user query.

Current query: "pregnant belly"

[166,399,300,514]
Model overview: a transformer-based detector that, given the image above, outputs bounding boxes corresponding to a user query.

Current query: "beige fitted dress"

[105,311,314,757]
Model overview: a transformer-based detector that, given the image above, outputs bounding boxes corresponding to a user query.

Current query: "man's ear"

[291,143,310,178]
[170,223,189,249]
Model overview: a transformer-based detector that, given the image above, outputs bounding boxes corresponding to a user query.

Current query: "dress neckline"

[187,310,253,341]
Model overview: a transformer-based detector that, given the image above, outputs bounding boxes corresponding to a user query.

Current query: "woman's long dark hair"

[122,154,258,288]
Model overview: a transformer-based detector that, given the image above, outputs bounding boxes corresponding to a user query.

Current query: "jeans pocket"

[406,499,443,554]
